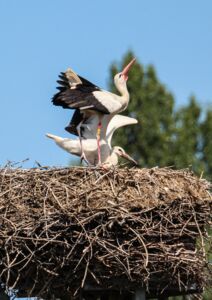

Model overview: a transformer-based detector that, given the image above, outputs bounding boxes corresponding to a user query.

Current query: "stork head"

[113,146,138,165]
[114,58,136,94]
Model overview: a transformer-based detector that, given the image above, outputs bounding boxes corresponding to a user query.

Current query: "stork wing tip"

[46,133,54,139]
[65,67,82,84]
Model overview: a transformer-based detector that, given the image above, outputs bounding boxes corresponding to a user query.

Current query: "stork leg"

[96,121,102,165]
[77,122,90,165]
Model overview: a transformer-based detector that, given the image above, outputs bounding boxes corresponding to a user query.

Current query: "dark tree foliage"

[110,51,212,180]
[201,110,212,179]
[173,96,204,174]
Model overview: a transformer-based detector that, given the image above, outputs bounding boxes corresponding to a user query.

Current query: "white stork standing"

[46,114,138,167]
[52,58,136,163]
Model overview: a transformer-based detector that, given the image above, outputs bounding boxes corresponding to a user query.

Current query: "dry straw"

[0,166,211,299]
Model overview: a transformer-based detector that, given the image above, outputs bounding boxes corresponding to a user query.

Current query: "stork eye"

[119,74,122,78]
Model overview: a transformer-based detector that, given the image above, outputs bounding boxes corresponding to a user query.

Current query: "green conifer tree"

[201,109,212,180]
[173,96,204,173]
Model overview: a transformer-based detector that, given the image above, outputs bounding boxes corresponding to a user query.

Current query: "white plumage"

[52,58,136,163]
[46,114,137,167]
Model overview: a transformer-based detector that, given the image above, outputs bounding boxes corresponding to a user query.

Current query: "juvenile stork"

[52,58,136,163]
[46,114,138,167]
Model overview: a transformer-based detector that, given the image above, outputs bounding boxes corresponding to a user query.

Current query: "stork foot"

[80,153,90,166]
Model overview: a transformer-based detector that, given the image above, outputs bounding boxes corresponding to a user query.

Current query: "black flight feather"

[52,70,110,114]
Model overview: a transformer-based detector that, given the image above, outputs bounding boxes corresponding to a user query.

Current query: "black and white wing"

[52,68,111,114]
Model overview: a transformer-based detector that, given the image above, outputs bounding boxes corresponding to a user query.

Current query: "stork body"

[46,114,138,166]
[52,58,136,114]
[52,58,136,163]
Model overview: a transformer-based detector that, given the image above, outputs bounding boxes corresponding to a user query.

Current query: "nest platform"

[0,166,211,299]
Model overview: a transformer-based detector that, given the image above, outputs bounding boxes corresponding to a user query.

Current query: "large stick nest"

[0,166,211,299]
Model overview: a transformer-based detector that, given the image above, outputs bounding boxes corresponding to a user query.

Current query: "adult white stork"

[52,58,136,163]
[46,114,138,167]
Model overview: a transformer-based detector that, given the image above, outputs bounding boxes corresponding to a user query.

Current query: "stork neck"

[117,84,129,98]
[121,92,129,106]
[115,81,130,108]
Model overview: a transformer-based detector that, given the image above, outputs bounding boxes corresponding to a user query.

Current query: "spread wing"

[106,115,138,148]
[52,68,110,114]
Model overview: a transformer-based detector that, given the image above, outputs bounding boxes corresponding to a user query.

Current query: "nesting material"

[0,167,211,299]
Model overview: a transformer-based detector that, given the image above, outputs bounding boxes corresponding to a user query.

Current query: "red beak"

[121,58,136,81]
[121,152,138,165]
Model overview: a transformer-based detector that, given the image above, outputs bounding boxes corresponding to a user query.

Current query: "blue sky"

[0,0,212,168]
